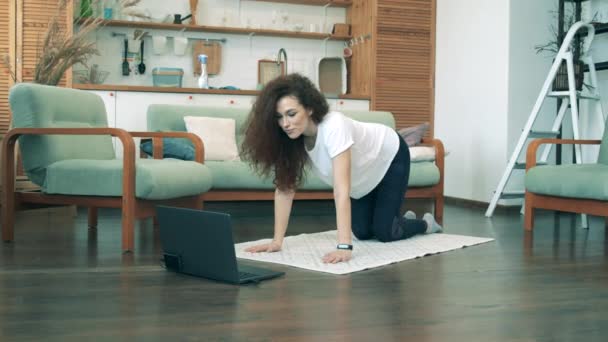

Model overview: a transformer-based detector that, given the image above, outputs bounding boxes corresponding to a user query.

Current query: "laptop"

[156,206,285,285]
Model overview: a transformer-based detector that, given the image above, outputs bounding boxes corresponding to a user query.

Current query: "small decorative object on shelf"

[332,23,350,36]
[80,0,93,18]
[197,54,209,89]
[73,64,110,84]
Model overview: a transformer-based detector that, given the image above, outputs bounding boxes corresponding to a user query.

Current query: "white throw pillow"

[183,116,240,161]
[409,146,436,162]
[409,146,450,162]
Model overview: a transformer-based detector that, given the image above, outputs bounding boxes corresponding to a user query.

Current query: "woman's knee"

[352,226,374,240]
[373,219,401,242]
[375,231,396,243]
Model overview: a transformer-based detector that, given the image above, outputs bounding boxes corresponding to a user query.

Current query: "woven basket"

[552,61,584,91]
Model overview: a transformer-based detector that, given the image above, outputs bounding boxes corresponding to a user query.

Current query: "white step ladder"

[485,21,607,225]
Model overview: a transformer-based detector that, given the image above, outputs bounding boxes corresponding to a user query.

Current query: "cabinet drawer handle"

[109,92,114,97]
[229,100,235,104]
[188,96,193,100]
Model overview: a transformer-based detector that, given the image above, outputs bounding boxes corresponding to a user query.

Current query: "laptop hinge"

[163,253,183,272]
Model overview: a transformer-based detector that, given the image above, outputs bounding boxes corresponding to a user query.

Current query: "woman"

[241,74,442,264]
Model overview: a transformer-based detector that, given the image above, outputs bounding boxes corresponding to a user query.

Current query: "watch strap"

[337,243,353,250]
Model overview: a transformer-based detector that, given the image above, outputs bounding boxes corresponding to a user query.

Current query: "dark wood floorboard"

[1,201,608,341]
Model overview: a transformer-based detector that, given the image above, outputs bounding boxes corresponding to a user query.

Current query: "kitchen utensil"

[138,40,146,74]
[173,14,192,25]
[173,37,188,56]
[152,35,167,55]
[193,41,221,75]
[128,39,140,53]
[133,29,143,40]
[122,39,130,76]
[258,59,285,87]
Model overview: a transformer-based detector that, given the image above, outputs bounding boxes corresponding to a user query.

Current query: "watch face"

[337,244,353,250]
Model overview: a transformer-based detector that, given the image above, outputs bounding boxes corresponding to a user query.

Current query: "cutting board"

[193,41,221,75]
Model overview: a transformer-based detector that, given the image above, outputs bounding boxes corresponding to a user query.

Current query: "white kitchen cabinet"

[89,90,116,127]
[192,94,256,108]
[88,90,117,152]
[326,99,338,111]
[336,99,370,111]
[327,98,369,112]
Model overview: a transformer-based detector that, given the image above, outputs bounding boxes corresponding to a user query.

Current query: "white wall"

[435,0,510,202]
[435,0,565,203]
[81,0,347,90]
[582,0,608,161]
[506,0,556,194]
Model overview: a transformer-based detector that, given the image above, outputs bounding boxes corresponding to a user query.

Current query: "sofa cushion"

[526,164,608,200]
[43,159,213,200]
[204,160,439,190]
[204,161,329,190]
[409,162,440,187]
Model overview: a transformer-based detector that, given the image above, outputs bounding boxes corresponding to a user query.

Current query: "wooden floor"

[1,201,608,341]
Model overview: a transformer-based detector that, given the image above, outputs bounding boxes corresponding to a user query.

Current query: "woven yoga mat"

[235,230,494,275]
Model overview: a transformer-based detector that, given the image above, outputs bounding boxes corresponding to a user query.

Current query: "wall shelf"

[73,84,370,99]
[244,0,352,7]
[594,22,608,35]
[583,61,608,72]
[81,19,351,41]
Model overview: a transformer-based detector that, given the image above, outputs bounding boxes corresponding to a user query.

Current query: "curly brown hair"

[241,74,329,191]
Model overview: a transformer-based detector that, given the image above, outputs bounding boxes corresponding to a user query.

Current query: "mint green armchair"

[524,127,608,230]
[2,84,213,252]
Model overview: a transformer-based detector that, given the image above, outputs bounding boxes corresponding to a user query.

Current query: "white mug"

[152,36,167,55]
[173,37,189,56]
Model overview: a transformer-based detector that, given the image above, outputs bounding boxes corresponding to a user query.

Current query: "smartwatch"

[337,243,353,250]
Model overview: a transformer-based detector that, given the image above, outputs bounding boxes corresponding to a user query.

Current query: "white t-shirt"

[305,111,399,199]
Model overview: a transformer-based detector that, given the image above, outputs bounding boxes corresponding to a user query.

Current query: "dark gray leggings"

[351,133,427,242]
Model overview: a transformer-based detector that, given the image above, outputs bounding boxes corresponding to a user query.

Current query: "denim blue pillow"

[140,138,195,160]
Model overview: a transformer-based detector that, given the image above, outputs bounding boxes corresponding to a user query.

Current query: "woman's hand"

[322,250,352,264]
[244,240,282,253]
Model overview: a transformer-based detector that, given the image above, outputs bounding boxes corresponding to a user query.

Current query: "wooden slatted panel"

[21,0,71,86]
[0,1,12,134]
[372,0,435,137]
[347,0,374,97]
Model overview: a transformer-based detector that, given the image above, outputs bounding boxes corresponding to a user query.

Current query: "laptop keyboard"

[239,271,258,279]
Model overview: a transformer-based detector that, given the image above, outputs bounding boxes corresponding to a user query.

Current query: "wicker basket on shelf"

[552,61,584,91]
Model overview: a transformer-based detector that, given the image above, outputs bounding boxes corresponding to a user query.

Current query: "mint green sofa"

[2,84,213,252]
[147,104,445,223]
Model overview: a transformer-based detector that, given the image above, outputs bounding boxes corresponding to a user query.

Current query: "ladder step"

[529,130,559,138]
[513,161,548,169]
[500,191,525,199]
[548,91,600,100]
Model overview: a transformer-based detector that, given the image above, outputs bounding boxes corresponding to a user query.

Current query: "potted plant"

[535,4,595,91]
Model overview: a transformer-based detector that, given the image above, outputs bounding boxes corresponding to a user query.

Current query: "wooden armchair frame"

[524,138,606,231]
[2,128,206,253]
